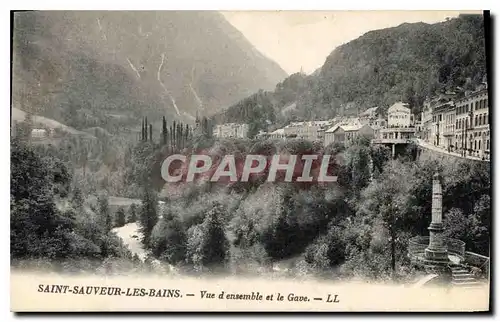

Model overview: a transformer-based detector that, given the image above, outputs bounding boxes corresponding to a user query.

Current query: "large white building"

[388,102,412,128]
[213,123,249,139]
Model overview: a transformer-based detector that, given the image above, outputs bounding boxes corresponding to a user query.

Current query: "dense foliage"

[132,135,490,281]
[10,138,136,272]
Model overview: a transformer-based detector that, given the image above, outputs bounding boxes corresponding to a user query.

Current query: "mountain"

[216,14,487,135]
[11,11,288,133]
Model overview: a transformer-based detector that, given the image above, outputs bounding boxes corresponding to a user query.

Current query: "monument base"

[423,247,450,274]
[424,248,448,262]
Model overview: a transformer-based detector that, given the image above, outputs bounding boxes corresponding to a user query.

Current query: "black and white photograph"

[9,10,491,312]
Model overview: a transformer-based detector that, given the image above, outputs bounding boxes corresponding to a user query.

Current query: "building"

[471,86,490,159]
[453,85,489,159]
[387,102,412,128]
[443,104,457,150]
[431,101,455,149]
[31,128,48,139]
[213,123,249,139]
[372,115,387,129]
[359,106,379,124]
[324,121,374,146]
[268,128,288,140]
[283,120,332,142]
[421,98,434,142]
[377,127,416,142]
[454,94,472,155]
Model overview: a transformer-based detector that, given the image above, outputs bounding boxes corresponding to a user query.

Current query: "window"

[483,114,487,125]
[475,101,479,110]
[487,140,490,150]
[475,115,478,126]
[456,120,459,129]
[474,141,477,150]
[478,140,481,150]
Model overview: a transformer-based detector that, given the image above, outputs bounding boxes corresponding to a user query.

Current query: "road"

[415,139,489,162]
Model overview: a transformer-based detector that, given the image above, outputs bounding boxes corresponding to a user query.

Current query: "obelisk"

[424,172,449,266]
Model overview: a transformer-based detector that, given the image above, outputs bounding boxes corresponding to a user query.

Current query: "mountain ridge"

[215,14,487,136]
[12,11,288,133]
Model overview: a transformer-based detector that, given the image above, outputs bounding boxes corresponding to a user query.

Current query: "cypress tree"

[139,187,158,247]
[172,121,177,148]
[141,118,145,141]
[162,116,167,145]
[169,125,174,148]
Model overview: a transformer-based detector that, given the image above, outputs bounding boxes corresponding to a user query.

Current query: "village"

[213,82,490,161]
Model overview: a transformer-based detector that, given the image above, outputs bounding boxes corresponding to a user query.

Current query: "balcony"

[408,236,466,265]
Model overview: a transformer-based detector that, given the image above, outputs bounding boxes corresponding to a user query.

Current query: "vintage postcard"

[10,10,491,312]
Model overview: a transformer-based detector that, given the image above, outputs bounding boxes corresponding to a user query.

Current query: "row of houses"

[259,102,411,147]
[259,106,389,146]
[213,83,490,160]
[421,83,490,159]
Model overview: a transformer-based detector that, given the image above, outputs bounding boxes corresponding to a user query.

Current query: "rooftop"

[360,106,378,116]
[388,101,410,112]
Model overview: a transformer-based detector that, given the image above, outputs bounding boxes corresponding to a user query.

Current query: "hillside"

[11,107,94,138]
[216,14,487,134]
[12,11,288,133]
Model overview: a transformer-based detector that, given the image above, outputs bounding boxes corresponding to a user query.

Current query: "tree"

[186,202,229,272]
[344,143,371,197]
[150,211,187,265]
[139,187,158,246]
[115,207,126,228]
[10,139,73,259]
[304,226,346,274]
[162,116,167,145]
[355,160,413,280]
[443,194,490,256]
[97,193,112,232]
[370,144,391,174]
[71,187,85,210]
[128,203,138,223]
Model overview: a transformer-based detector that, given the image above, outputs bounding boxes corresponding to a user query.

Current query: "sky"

[221,10,482,75]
